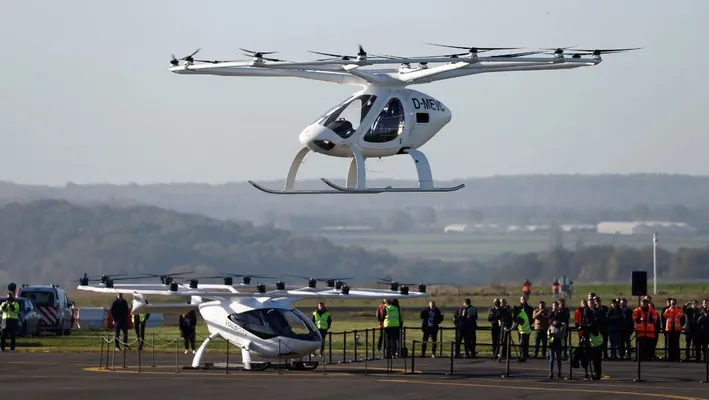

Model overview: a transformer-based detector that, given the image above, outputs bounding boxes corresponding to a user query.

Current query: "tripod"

[497,329,519,362]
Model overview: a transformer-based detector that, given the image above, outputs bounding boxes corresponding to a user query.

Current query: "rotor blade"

[239,48,277,55]
[180,48,201,60]
[567,47,641,54]
[571,47,640,52]
[490,50,545,58]
[307,50,352,59]
[426,42,521,52]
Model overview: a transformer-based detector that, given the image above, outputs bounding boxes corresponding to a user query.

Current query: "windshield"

[228,308,319,341]
[19,291,54,307]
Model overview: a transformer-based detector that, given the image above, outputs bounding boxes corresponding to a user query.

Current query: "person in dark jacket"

[110,293,130,351]
[684,300,698,361]
[454,298,478,358]
[606,299,624,360]
[693,300,709,363]
[557,299,571,358]
[497,299,513,359]
[419,300,443,357]
[620,298,634,360]
[179,309,198,354]
[488,298,503,359]
[592,296,609,359]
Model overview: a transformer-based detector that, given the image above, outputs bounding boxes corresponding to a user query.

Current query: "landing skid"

[249,146,465,195]
[184,361,271,371]
[320,178,465,193]
[248,180,377,195]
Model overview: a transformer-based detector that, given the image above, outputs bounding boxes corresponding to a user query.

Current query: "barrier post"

[226,338,230,375]
[122,342,127,368]
[278,339,281,375]
[702,346,709,383]
[343,331,348,363]
[502,330,511,378]
[568,341,573,380]
[111,339,116,371]
[633,333,643,382]
[364,345,368,375]
[99,337,105,370]
[138,342,142,372]
[354,329,358,362]
[365,329,369,361]
[446,341,454,376]
[175,338,179,374]
[410,340,416,374]
[151,333,155,368]
[328,331,333,364]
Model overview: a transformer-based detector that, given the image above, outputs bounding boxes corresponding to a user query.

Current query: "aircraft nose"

[299,124,343,152]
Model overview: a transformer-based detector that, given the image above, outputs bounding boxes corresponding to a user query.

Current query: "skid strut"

[249,147,464,194]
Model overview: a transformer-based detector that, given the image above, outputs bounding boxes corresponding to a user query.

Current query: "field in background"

[67,282,709,311]
[319,231,709,260]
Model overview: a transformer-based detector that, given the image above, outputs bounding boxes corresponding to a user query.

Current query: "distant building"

[597,221,697,235]
[443,224,505,234]
[561,224,596,232]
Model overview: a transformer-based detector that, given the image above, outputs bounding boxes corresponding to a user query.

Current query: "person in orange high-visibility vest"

[522,279,531,300]
[633,298,658,361]
[552,280,560,301]
[376,300,386,353]
[663,298,684,361]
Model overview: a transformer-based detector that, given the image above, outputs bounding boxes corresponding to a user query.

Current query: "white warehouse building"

[597,221,697,235]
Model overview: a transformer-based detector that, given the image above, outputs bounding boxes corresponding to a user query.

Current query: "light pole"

[653,232,658,295]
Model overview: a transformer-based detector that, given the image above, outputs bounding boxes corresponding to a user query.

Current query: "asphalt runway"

[3,351,709,400]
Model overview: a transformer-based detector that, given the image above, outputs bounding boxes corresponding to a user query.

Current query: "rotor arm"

[394,61,473,84]
[414,60,598,84]
[170,63,365,86]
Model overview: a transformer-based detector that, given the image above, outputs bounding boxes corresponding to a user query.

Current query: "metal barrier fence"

[93,326,709,382]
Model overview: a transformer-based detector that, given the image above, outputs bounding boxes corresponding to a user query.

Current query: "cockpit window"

[319,94,378,139]
[228,308,319,341]
[363,97,405,143]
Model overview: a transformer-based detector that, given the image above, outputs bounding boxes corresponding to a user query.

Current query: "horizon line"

[2,172,708,188]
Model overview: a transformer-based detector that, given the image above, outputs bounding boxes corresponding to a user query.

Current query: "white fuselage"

[299,86,451,158]
[198,298,321,358]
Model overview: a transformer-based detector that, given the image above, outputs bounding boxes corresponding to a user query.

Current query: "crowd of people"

[101,285,709,381]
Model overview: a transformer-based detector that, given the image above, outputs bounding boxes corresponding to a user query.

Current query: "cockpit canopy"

[317,94,378,139]
[227,308,320,342]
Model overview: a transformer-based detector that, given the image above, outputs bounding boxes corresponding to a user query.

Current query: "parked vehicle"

[16,284,74,335]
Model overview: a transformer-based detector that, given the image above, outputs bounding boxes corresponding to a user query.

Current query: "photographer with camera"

[1,285,20,353]
[571,299,602,379]
[633,298,659,362]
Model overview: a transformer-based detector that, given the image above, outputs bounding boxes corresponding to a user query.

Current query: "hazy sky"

[1,1,707,186]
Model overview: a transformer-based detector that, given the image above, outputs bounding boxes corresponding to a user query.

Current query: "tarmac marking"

[82,366,417,375]
[379,379,709,400]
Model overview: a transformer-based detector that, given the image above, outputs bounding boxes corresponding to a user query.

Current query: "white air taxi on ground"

[77,272,427,370]
[168,44,638,194]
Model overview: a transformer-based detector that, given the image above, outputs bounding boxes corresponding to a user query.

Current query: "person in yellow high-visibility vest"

[312,302,331,356]
[383,299,403,358]
[133,299,151,351]
[1,292,20,352]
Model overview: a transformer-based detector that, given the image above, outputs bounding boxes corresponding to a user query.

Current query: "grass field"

[11,319,572,358]
[9,281,703,354]
[319,231,709,260]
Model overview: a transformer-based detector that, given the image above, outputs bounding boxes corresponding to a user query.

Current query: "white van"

[17,284,74,335]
